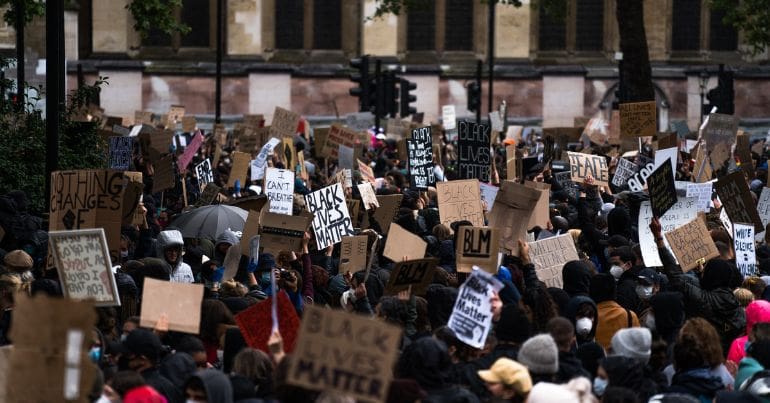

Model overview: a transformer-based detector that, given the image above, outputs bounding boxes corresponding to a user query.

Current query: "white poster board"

[734,223,757,277]
[447,269,503,349]
[638,197,699,267]
[265,168,295,215]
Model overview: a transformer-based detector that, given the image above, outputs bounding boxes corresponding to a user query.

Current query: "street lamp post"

[699,70,709,124]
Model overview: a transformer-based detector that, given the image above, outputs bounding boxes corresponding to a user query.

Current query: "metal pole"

[476,59,482,124]
[14,0,24,110]
[215,0,223,123]
[375,59,382,133]
[45,0,63,212]
[487,0,495,115]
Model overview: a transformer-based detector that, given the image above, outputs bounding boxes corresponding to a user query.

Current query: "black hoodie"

[562,261,593,298]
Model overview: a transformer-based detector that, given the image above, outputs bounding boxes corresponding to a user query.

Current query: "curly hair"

[679,317,724,368]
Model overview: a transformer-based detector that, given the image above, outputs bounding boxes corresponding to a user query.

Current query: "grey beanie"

[517,334,559,375]
[611,327,652,365]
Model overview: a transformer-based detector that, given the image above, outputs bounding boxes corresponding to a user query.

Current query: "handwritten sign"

[250,137,281,182]
[436,180,484,227]
[647,158,677,218]
[383,223,427,262]
[757,187,770,241]
[528,233,579,288]
[49,229,120,306]
[457,121,491,183]
[140,278,203,334]
[479,182,499,212]
[265,168,294,215]
[228,151,251,188]
[358,159,375,183]
[620,101,656,138]
[108,137,132,170]
[384,258,438,296]
[177,131,203,172]
[612,157,637,188]
[447,270,503,349]
[665,215,720,272]
[715,171,764,232]
[269,107,300,138]
[567,152,609,186]
[686,182,713,212]
[487,180,541,255]
[702,113,739,169]
[456,226,500,274]
[195,159,214,190]
[305,184,354,250]
[372,194,402,235]
[340,235,368,273]
[408,126,434,189]
[734,223,757,277]
[287,305,402,402]
[442,105,457,130]
[357,182,379,210]
[323,125,358,159]
[638,198,699,267]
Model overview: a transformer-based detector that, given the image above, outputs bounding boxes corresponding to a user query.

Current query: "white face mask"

[576,317,593,335]
[610,265,624,279]
[636,285,654,300]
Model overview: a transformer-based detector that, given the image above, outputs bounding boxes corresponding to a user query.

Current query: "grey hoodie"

[192,369,234,403]
[157,230,195,283]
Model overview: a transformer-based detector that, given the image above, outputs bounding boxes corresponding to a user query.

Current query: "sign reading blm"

[457,121,491,183]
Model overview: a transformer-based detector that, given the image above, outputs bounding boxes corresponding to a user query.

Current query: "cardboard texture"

[152,155,176,193]
[264,168,294,215]
[702,113,739,170]
[525,181,551,229]
[692,141,713,183]
[358,159,375,183]
[235,291,300,354]
[736,132,755,179]
[305,184,355,250]
[339,235,369,273]
[638,198,699,267]
[140,278,203,334]
[287,305,402,402]
[313,127,330,158]
[49,229,121,306]
[567,152,609,186]
[715,171,764,232]
[487,180,542,255]
[647,158,678,218]
[620,101,657,138]
[196,183,221,207]
[214,123,227,146]
[665,215,720,272]
[177,132,203,172]
[323,124,358,159]
[49,170,126,266]
[182,116,197,132]
[108,137,132,170]
[372,194,403,235]
[7,295,97,403]
[436,180,485,227]
[384,258,438,296]
[457,121,491,183]
[383,224,427,262]
[346,198,361,227]
[298,151,308,181]
[456,226,501,273]
[357,182,379,209]
[228,151,251,188]
[121,172,144,226]
[147,130,174,162]
[527,233,579,288]
[269,107,300,138]
[168,105,185,124]
[506,144,521,180]
[281,136,297,171]
[259,206,313,254]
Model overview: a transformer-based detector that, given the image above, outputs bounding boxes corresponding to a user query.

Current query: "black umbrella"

[169,205,248,240]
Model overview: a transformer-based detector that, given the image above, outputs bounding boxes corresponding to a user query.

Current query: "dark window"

[407,2,436,51]
[709,8,738,51]
[575,0,604,51]
[180,0,210,47]
[275,0,304,49]
[142,28,172,47]
[445,0,473,51]
[313,0,341,49]
[672,0,701,50]
[538,2,566,51]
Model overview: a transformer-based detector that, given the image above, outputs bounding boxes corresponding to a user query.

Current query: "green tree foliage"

[710,0,770,54]
[126,0,190,38]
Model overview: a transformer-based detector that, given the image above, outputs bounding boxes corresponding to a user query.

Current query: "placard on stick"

[383,223,426,262]
[664,215,720,272]
[152,155,176,193]
[647,158,677,218]
[49,229,121,306]
[436,180,485,227]
[287,305,402,402]
[528,233,579,288]
[140,278,203,334]
[567,152,609,186]
[456,226,501,274]
[620,101,657,138]
[714,171,764,232]
[384,258,438,296]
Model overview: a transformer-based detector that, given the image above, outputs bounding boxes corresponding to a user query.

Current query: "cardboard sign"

[447,270,503,349]
[479,182,499,212]
[122,172,144,226]
[135,110,154,125]
[49,170,126,266]
[612,157,638,187]
[195,159,214,189]
[346,198,361,227]
[384,258,438,296]
[251,137,282,182]
[457,121,491,183]
[487,180,542,255]
[298,151,308,181]
[287,305,402,402]
[108,136,132,170]
[506,144,520,181]
[49,229,121,306]
[152,155,175,193]
[528,233,579,288]
[145,129,175,162]
[647,158,677,218]
[757,187,770,240]
[702,113,739,169]
[236,291,300,354]
[182,116,197,132]
[736,132,755,179]
[214,123,227,146]
[383,223,427,262]
[228,151,251,188]
[282,136,297,171]
[715,171,764,232]
[357,182,379,209]
[305,184,355,250]
[177,131,203,172]
[734,223,757,277]
[168,105,185,124]
[686,182,713,212]
[7,295,97,403]
[620,101,657,138]
[372,194,402,235]
[554,171,579,199]
[665,215,720,272]
[442,105,456,130]
[196,183,221,207]
[339,235,369,273]
[358,159,375,183]
[269,107,300,138]
[323,124,358,159]
[258,206,313,254]
[525,181,551,229]
[456,226,501,273]
[139,278,203,334]
[436,180,484,227]
[338,144,354,170]
[264,168,294,215]
[638,198,699,267]
[567,152,609,186]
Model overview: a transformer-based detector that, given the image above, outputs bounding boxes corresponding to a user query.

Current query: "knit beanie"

[517,334,559,375]
[611,327,652,365]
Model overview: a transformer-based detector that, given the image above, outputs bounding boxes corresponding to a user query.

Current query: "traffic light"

[467,82,481,113]
[399,78,417,118]
[383,71,399,118]
[705,64,735,115]
[349,55,371,112]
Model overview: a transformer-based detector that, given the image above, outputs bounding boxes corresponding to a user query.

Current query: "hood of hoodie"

[746,300,770,334]
[156,230,184,269]
[562,260,592,298]
[564,295,598,339]
[159,352,196,390]
[602,356,645,390]
[671,367,724,397]
[216,230,240,249]
[397,337,451,391]
[194,368,234,403]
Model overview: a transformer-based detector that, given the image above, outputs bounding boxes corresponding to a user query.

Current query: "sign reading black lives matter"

[457,121,491,183]
[447,270,503,349]
[305,183,355,250]
[408,126,434,189]
[109,136,132,170]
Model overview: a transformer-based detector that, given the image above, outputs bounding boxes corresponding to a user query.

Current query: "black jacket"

[668,368,724,400]
[141,367,183,403]
[556,350,590,383]
[616,265,643,313]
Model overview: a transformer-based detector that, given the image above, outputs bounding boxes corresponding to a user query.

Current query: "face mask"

[593,377,608,397]
[636,285,654,300]
[89,347,101,363]
[120,250,129,259]
[645,314,656,331]
[610,265,624,279]
[576,317,593,335]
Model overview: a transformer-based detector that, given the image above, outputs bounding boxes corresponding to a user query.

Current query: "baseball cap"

[477,358,532,394]
[117,328,164,361]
